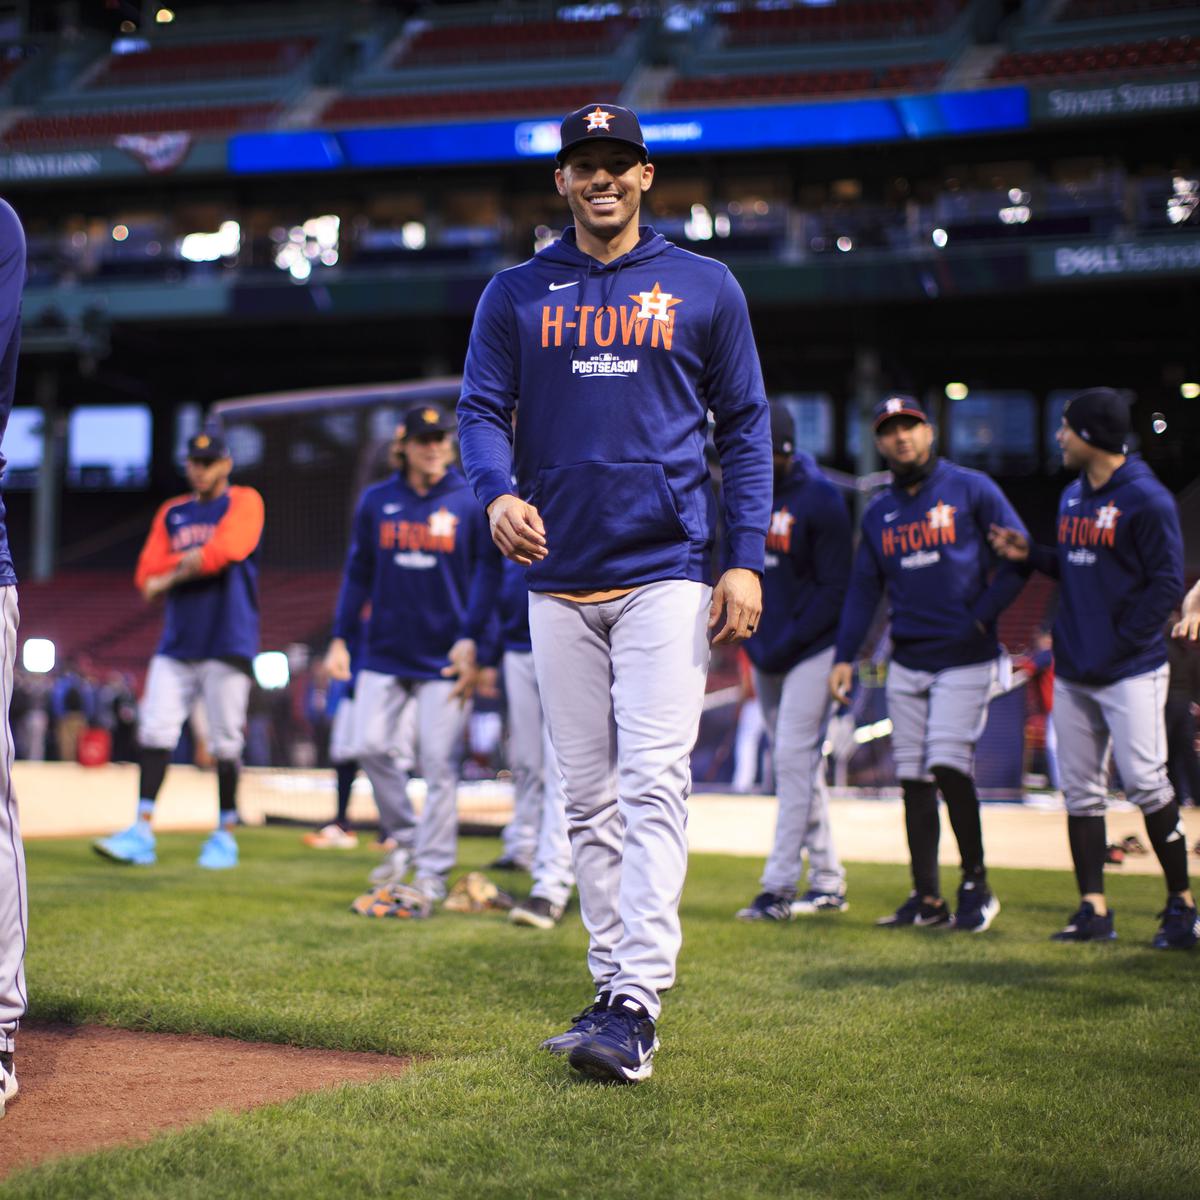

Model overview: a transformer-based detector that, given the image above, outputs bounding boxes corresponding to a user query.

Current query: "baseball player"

[94,431,264,870]
[736,402,852,921]
[990,388,1195,948]
[0,198,27,1117]
[830,395,1026,933]
[326,406,500,907]
[498,557,575,928]
[458,102,771,1083]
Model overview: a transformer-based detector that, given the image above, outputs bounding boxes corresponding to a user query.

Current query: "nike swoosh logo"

[382,503,401,514]
[1067,498,1080,507]
[548,281,578,291]
[884,511,899,522]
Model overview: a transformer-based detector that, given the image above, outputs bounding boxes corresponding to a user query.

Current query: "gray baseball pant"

[354,670,469,899]
[530,720,573,910]
[1054,665,1173,816]
[138,655,251,760]
[0,588,26,1054]
[333,690,417,844]
[501,650,545,868]
[886,658,999,781]
[754,645,844,896]
[530,581,711,1020]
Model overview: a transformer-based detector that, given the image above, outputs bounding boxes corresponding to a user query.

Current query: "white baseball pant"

[500,650,545,869]
[0,588,26,1054]
[754,645,843,896]
[530,580,711,1020]
[332,690,417,844]
[138,655,251,760]
[1054,665,1173,817]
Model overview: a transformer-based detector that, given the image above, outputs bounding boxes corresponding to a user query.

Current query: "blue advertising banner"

[228,88,1029,175]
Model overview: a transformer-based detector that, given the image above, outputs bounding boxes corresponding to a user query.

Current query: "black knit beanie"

[1063,388,1130,454]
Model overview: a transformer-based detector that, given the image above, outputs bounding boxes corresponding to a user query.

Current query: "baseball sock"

[1067,814,1106,897]
[1143,801,1190,895]
[932,766,986,883]
[902,779,940,897]
[137,747,170,816]
[216,760,239,828]
[335,760,358,829]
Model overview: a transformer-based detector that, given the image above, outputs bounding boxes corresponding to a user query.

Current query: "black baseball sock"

[1143,801,1190,895]
[137,747,170,805]
[335,760,358,829]
[1067,814,1107,897]
[216,760,239,826]
[932,765,986,883]
[902,779,940,897]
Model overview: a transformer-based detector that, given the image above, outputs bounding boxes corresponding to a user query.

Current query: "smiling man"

[457,103,771,1083]
[830,395,1026,934]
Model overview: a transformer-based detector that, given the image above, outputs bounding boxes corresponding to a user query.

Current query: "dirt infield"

[0,1024,410,1179]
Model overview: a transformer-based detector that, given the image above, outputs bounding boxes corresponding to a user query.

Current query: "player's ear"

[554,168,567,197]
[640,161,654,193]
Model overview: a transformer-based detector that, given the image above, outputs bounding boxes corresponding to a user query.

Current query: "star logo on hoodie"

[926,500,957,531]
[1095,502,1121,531]
[428,508,459,540]
[630,282,683,323]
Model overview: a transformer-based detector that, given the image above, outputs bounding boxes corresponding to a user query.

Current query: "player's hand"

[474,666,500,700]
[324,638,352,682]
[988,524,1030,562]
[1173,612,1200,641]
[442,638,479,705]
[708,568,762,645]
[487,494,547,565]
[829,662,854,705]
[142,573,172,601]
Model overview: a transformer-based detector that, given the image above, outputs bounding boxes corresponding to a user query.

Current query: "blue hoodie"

[745,453,851,675]
[1026,455,1183,686]
[0,199,25,588]
[457,226,771,592]
[835,458,1027,672]
[332,467,501,680]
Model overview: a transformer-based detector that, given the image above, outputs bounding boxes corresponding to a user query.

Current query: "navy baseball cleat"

[568,994,659,1084]
[876,892,950,927]
[1051,901,1116,942]
[735,891,794,922]
[1151,896,1199,950]
[540,992,609,1056]
[791,888,848,915]
[952,879,1000,933]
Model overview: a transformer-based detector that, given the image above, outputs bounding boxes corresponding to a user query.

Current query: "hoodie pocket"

[533,461,690,584]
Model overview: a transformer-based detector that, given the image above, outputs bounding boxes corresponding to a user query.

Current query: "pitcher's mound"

[0,1023,411,1178]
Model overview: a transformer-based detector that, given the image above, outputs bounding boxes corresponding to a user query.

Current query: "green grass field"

[6,827,1198,1199]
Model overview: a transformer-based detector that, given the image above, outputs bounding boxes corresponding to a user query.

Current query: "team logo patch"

[585,106,614,131]
[630,282,683,323]
[421,408,439,425]
[767,506,795,554]
[926,500,956,530]
[885,397,905,414]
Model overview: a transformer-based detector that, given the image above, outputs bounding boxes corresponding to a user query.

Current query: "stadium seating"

[990,34,1199,81]
[323,82,622,124]
[997,574,1056,654]
[393,17,635,66]
[718,0,966,46]
[1057,0,1197,20]
[667,62,945,103]
[88,36,318,88]
[2,103,280,147]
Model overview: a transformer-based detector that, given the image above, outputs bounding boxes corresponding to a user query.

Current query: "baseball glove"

[349,882,433,920]
[442,871,515,914]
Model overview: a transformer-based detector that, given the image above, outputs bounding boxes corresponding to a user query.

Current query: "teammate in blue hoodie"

[990,388,1195,949]
[94,431,264,871]
[0,197,27,1117]
[831,395,1026,934]
[736,403,851,922]
[328,405,500,908]
[458,103,771,1083]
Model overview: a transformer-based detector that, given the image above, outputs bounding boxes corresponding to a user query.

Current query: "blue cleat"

[568,994,659,1084]
[1051,901,1116,942]
[952,879,1000,933]
[1151,896,1199,950]
[791,888,849,915]
[197,829,239,870]
[735,891,794,922]
[540,991,609,1056]
[93,821,156,866]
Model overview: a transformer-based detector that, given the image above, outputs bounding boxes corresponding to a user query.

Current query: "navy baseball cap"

[400,404,453,439]
[769,402,795,455]
[556,103,648,165]
[186,431,230,461]
[1063,387,1129,454]
[873,394,929,431]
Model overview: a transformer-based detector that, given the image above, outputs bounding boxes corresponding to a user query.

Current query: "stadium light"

[836,236,853,252]
[253,652,290,690]
[931,228,948,248]
[684,204,713,241]
[111,224,129,242]
[180,221,241,263]
[945,382,969,401]
[1181,382,1199,399]
[155,7,175,22]
[1151,413,1168,435]
[401,221,426,251]
[22,638,55,674]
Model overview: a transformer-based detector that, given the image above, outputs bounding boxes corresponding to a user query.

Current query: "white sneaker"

[0,1052,17,1117]
[368,846,411,887]
[302,824,359,850]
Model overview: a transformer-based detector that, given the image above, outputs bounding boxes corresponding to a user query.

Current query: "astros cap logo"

[585,106,613,132]
[886,398,904,414]
[195,434,210,448]
[422,408,439,424]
